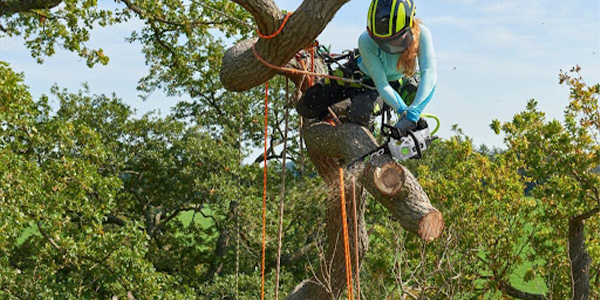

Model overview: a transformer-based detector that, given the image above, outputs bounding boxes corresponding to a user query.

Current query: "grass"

[508,199,549,295]
[510,260,548,294]
[178,209,214,228]
[16,225,38,245]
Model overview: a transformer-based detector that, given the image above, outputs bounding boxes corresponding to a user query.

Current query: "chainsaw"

[382,116,439,161]
[346,111,440,168]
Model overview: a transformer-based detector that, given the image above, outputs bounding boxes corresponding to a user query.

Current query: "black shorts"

[296,79,400,127]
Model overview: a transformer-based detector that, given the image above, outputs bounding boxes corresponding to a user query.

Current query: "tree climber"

[297,0,437,136]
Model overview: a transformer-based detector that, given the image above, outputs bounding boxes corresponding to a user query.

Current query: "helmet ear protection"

[367,0,416,54]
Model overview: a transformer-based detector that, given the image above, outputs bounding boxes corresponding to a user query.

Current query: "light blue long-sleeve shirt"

[357,23,437,122]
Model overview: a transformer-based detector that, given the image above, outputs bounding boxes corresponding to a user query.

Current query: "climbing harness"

[319,48,364,83]
[251,43,374,89]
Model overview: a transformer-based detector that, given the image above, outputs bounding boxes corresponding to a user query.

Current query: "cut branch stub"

[418,209,444,242]
[374,163,405,196]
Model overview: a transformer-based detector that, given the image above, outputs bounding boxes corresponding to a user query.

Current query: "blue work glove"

[394,117,417,136]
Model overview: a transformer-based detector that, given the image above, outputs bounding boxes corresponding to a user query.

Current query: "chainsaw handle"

[420,113,440,135]
[381,123,402,140]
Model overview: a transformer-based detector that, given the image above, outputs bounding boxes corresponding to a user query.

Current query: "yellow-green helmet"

[367,0,416,54]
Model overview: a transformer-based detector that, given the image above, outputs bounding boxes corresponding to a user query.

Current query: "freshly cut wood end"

[374,163,405,196]
[418,210,444,242]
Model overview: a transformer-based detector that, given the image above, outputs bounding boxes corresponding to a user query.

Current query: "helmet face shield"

[372,27,413,54]
[368,0,415,37]
[367,0,416,54]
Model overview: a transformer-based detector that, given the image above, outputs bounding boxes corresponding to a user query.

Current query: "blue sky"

[1,0,599,147]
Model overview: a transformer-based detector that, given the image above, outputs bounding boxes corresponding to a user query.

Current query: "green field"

[510,260,547,294]
[178,209,214,228]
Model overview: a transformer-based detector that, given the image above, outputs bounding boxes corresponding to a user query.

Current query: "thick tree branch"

[281,121,442,300]
[230,0,282,32]
[104,215,126,226]
[571,206,599,223]
[285,121,442,300]
[0,0,62,17]
[221,0,351,91]
[498,280,545,300]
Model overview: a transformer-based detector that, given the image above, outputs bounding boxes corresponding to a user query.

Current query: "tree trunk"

[569,216,592,300]
[286,154,368,300]
[206,201,239,280]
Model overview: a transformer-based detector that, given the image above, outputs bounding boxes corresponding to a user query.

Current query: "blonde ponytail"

[397,18,421,76]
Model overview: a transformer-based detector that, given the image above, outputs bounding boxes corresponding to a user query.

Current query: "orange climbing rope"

[351,176,361,299]
[256,12,360,300]
[261,81,269,300]
[339,168,355,300]
[297,56,313,87]
[257,12,294,39]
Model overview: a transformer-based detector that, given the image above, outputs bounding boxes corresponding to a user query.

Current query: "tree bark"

[221,0,350,91]
[286,154,368,300]
[206,201,239,279]
[0,0,62,17]
[569,214,594,300]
